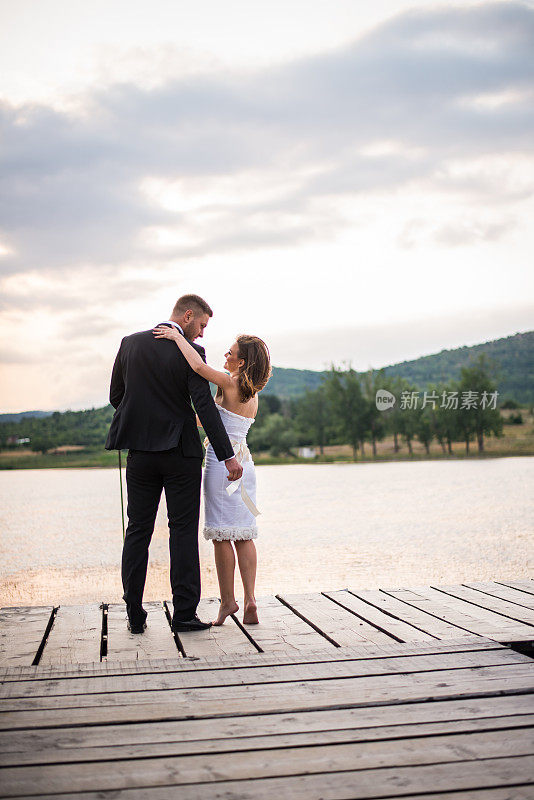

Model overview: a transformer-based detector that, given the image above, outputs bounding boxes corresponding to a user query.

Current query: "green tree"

[362,369,387,456]
[381,375,407,453]
[31,433,56,454]
[248,413,296,457]
[433,382,459,455]
[415,405,434,455]
[458,355,503,452]
[295,386,329,454]
[324,366,367,460]
[397,385,421,455]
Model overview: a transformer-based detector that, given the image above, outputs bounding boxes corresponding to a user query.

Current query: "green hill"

[264,367,325,397]
[381,331,533,403]
[0,410,53,424]
[1,331,532,451]
[266,331,534,403]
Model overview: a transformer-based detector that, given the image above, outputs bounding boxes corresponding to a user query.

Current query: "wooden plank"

[243,595,331,653]
[349,588,465,639]
[14,756,533,800]
[0,606,53,667]
[3,646,530,700]
[0,636,504,681]
[2,648,531,700]
[433,584,534,626]
[417,585,534,640]
[1,730,533,796]
[279,592,398,647]
[2,664,533,727]
[384,586,534,641]
[38,604,102,666]
[1,693,531,759]
[106,602,180,662]
[391,791,534,800]
[497,580,534,597]
[324,590,436,642]
[464,582,534,611]
[167,598,257,658]
[3,713,533,767]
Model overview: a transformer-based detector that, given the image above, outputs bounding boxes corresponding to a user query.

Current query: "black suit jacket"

[105,326,234,462]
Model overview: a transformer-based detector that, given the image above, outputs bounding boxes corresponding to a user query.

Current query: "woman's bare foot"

[213,601,239,626]
[243,600,259,625]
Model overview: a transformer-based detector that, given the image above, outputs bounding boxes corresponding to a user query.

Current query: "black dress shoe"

[171,614,212,632]
[127,620,147,634]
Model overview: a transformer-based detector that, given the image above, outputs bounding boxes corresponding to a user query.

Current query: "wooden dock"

[1,579,533,798]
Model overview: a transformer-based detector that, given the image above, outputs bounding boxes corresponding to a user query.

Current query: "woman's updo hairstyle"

[236,335,272,402]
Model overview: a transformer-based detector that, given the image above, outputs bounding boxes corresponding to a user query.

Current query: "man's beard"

[182,322,196,340]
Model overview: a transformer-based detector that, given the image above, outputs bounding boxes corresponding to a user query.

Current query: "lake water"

[1,457,532,606]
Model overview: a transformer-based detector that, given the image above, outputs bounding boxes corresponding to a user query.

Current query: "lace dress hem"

[203,525,258,542]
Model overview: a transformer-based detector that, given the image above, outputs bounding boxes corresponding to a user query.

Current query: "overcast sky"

[1,0,533,411]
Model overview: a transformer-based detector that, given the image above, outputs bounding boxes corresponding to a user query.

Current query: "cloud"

[0,1,533,282]
[398,214,515,248]
[433,218,514,247]
[265,302,534,372]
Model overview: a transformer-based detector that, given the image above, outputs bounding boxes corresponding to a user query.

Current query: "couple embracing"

[105,294,271,634]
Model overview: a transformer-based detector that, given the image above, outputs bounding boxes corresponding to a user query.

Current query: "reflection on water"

[1,458,532,606]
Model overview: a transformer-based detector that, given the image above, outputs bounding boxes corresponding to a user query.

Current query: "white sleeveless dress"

[203,405,258,541]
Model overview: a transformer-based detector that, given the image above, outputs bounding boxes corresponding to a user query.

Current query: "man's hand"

[225,456,243,481]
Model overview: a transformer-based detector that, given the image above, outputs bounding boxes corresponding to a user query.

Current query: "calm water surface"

[1,458,532,605]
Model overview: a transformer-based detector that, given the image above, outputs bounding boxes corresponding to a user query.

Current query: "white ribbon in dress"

[203,437,261,518]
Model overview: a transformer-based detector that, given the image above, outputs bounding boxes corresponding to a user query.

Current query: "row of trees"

[249,355,504,458]
[0,406,114,454]
[0,354,508,459]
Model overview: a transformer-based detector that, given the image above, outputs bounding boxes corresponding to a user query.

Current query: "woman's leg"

[235,540,258,624]
[212,540,239,625]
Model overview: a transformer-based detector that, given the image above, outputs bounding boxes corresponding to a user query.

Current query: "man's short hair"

[172,294,213,318]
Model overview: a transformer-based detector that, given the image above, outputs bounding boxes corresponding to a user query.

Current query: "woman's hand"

[153,325,182,341]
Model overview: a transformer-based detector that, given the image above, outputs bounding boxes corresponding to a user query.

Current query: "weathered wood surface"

[497,579,534,596]
[348,588,466,638]
[0,636,502,681]
[384,585,534,641]
[3,647,529,701]
[0,606,53,667]
[324,589,437,642]
[1,729,533,796]
[2,713,533,769]
[432,584,534,627]
[0,623,532,799]
[464,581,534,610]
[38,604,102,666]
[10,758,532,800]
[278,592,399,647]
[167,598,257,658]
[2,581,533,673]
[106,601,179,662]
[244,595,330,652]
[0,692,530,761]
[3,661,533,729]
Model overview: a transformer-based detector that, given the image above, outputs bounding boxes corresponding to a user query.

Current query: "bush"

[501,399,520,409]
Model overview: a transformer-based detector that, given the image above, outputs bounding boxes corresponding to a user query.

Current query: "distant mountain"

[0,410,53,424]
[2,332,532,425]
[264,367,325,398]
[381,331,533,403]
[265,331,534,403]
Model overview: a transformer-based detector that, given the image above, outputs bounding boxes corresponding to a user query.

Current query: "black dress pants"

[121,445,202,626]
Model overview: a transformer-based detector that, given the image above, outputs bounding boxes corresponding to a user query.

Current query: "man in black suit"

[105,294,242,634]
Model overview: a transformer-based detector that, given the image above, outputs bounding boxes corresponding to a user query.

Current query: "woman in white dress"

[153,326,271,626]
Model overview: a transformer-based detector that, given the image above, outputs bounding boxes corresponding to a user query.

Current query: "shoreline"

[1,448,533,470]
